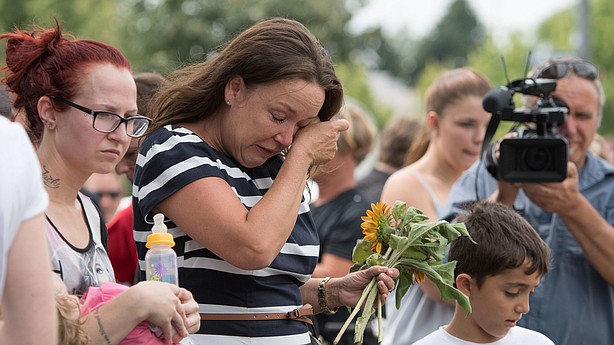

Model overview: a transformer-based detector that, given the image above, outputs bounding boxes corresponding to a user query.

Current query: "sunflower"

[361,202,391,254]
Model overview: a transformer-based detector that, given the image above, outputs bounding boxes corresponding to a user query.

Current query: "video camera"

[481,77,569,183]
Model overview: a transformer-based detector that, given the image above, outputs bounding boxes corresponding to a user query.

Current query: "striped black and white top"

[133,125,319,345]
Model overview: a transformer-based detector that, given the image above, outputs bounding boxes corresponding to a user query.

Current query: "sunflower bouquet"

[333,201,473,345]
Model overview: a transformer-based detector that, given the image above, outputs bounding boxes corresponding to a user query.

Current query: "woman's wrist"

[125,283,150,321]
[285,145,314,167]
[318,277,340,314]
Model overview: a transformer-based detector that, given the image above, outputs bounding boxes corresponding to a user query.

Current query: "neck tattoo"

[42,165,61,189]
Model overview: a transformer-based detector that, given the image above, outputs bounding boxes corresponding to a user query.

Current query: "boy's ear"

[456,273,474,297]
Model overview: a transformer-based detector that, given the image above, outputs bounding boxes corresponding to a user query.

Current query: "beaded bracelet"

[318,277,339,315]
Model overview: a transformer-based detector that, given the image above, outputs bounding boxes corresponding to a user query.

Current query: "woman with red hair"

[1,20,199,344]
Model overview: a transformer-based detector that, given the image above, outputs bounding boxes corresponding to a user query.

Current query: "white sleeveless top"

[46,193,115,296]
[382,170,454,344]
[412,170,445,218]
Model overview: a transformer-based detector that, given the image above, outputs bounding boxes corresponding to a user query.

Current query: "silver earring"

[226,100,231,106]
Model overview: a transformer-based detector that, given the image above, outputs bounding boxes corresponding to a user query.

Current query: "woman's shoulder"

[143,124,201,147]
[386,166,421,186]
[383,167,425,197]
[382,166,437,215]
[141,124,224,162]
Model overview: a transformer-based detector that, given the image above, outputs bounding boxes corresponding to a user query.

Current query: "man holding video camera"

[442,57,614,345]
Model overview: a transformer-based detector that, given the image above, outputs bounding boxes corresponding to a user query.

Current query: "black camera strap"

[480,113,501,162]
[480,113,502,180]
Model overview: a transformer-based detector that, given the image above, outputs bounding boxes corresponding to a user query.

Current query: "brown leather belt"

[199,306,313,325]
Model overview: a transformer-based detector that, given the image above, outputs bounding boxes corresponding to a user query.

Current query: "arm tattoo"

[94,308,113,345]
[42,165,61,188]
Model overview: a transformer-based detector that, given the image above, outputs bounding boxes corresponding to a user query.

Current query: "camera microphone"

[482,86,514,113]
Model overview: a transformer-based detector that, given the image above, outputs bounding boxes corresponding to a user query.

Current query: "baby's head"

[53,274,89,345]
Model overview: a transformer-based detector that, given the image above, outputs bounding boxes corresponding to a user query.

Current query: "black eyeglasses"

[534,61,599,80]
[51,96,152,138]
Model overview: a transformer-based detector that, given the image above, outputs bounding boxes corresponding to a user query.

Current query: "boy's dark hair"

[449,201,551,287]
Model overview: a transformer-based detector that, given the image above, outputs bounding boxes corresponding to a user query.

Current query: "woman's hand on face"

[291,118,349,165]
[131,281,189,344]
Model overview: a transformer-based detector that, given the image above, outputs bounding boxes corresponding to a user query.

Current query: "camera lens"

[522,147,552,171]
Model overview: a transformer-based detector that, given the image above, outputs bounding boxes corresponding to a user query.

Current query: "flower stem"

[386,237,417,268]
[382,246,392,260]
[333,278,377,345]
[377,296,383,343]
[354,284,379,344]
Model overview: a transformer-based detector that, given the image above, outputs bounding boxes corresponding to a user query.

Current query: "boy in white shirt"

[413,201,554,345]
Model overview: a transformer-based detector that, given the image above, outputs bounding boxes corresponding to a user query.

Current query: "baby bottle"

[145,213,178,285]
[145,214,195,345]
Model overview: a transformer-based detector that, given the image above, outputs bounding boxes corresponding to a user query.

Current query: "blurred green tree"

[117,0,367,72]
[4,0,613,135]
[115,0,393,127]
[0,0,122,45]
[533,0,613,134]
[404,0,484,85]
[0,0,126,74]
[536,9,575,52]
[589,0,614,134]
[0,0,396,128]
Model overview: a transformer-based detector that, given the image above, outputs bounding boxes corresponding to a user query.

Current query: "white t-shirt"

[0,117,49,297]
[412,326,555,345]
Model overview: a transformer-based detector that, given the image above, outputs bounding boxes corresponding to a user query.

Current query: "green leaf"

[429,277,471,314]
[430,261,457,286]
[411,221,470,245]
[452,223,475,243]
[420,231,449,248]
[411,240,441,248]
[409,221,447,242]
[389,234,410,252]
[366,253,386,267]
[391,200,408,221]
[437,223,464,242]
[349,262,363,273]
[394,269,414,309]
[404,206,430,224]
[352,239,373,264]
[429,245,447,262]
[395,259,443,281]
[394,259,471,314]
[382,221,396,242]
[400,246,428,260]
